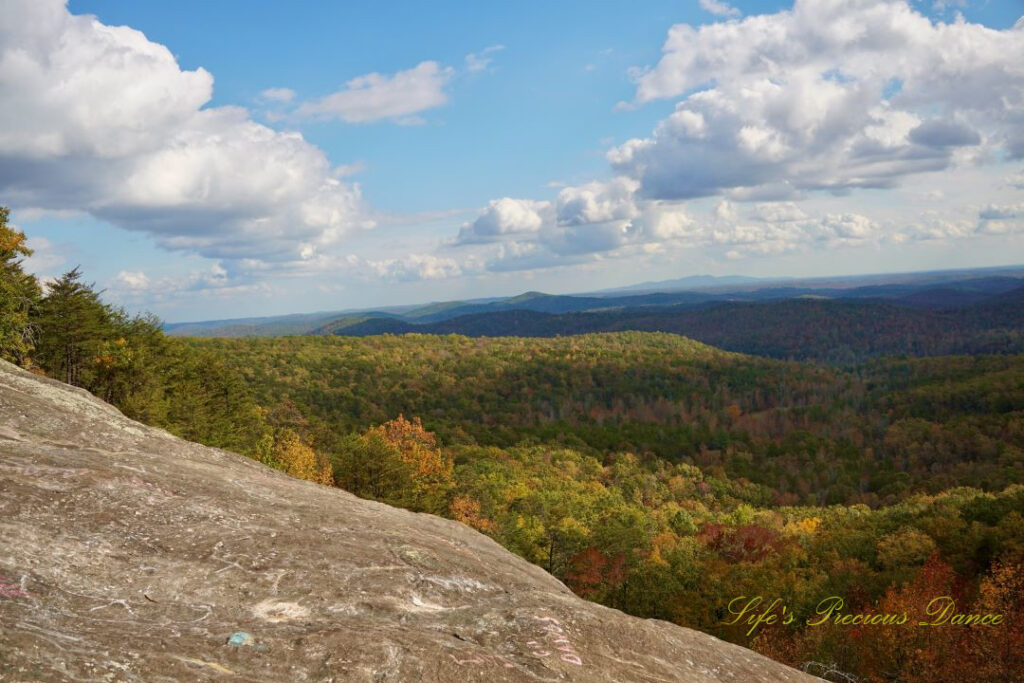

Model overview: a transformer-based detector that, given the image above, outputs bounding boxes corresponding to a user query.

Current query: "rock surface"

[0,360,817,682]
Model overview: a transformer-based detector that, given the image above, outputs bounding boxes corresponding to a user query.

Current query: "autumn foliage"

[268,428,334,486]
[330,415,454,514]
[566,547,627,599]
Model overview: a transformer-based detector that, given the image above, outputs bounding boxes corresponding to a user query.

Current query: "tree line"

[0,207,331,479]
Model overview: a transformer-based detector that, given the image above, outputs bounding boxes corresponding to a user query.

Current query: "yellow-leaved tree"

[256,427,333,486]
[330,415,454,514]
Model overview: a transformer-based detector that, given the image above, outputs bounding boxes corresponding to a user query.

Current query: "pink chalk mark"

[528,612,583,667]
[0,581,29,599]
[533,615,561,625]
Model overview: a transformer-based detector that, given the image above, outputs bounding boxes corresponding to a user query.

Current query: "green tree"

[33,267,111,386]
[331,415,454,514]
[332,430,420,507]
[90,312,169,421]
[155,341,269,454]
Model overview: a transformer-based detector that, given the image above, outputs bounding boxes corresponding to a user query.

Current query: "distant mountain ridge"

[164,266,1024,343]
[328,285,1024,363]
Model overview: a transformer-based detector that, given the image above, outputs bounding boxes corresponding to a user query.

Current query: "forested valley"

[2,208,1021,681]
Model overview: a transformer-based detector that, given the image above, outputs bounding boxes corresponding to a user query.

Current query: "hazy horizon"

[161,261,1022,326]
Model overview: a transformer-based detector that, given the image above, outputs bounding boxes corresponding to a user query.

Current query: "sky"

[2,0,1022,322]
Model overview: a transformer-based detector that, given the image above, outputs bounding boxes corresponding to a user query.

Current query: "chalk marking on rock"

[408,594,447,612]
[252,598,310,622]
[422,575,492,592]
[87,599,135,615]
[448,652,517,669]
[529,614,584,666]
[173,655,236,675]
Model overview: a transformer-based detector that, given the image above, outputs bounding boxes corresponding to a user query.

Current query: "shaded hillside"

[161,269,1023,338]
[163,310,347,337]
[315,276,1024,334]
[313,291,721,333]
[0,359,814,682]
[332,295,1024,363]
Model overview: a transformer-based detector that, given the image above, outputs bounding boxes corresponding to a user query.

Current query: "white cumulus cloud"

[296,61,454,124]
[366,253,464,282]
[555,177,641,226]
[699,0,741,18]
[456,198,552,244]
[614,0,1024,200]
[0,0,371,267]
[977,203,1024,235]
[260,87,296,103]
[115,270,150,291]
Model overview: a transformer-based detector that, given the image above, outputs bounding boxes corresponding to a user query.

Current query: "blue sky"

[3,0,1023,321]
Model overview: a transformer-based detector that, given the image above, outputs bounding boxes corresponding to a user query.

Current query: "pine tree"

[34,267,111,386]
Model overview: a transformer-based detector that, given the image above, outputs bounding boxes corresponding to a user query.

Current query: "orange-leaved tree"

[0,206,41,365]
[330,415,454,514]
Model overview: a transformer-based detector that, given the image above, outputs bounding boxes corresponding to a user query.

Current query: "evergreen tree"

[34,267,111,386]
[90,311,168,418]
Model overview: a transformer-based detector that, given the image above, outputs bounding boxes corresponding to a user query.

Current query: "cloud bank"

[451,0,1023,274]
[616,0,1023,199]
[0,0,370,268]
